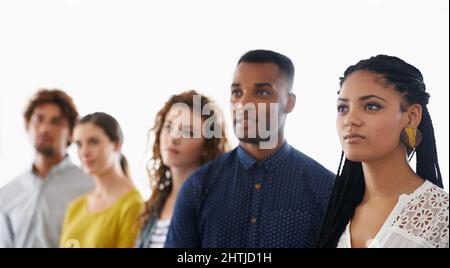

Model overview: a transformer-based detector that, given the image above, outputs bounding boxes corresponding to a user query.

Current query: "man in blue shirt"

[165,50,335,248]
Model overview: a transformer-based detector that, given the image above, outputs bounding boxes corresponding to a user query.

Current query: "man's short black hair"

[237,49,295,91]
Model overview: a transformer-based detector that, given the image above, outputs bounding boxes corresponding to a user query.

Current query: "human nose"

[343,108,363,127]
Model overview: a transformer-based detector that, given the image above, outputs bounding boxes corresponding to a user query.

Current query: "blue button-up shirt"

[165,142,335,248]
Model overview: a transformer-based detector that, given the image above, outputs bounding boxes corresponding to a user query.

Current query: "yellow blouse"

[60,189,144,248]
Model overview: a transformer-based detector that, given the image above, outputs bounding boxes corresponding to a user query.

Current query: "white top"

[338,180,449,248]
[149,218,171,248]
[0,157,94,248]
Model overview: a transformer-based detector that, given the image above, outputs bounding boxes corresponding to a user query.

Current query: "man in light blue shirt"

[0,89,93,248]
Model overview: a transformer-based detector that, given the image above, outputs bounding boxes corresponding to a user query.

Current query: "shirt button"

[251,216,257,224]
[255,183,262,190]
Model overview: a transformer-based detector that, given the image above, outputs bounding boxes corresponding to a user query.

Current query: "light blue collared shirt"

[0,156,94,248]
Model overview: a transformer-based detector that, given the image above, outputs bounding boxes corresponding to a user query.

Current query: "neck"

[33,152,66,178]
[92,164,130,196]
[170,165,198,195]
[239,132,285,161]
[361,146,424,203]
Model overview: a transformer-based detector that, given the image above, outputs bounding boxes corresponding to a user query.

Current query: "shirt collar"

[237,141,291,171]
[31,155,74,177]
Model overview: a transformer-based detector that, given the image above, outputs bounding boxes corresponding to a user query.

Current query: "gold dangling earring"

[405,125,417,150]
[401,125,422,162]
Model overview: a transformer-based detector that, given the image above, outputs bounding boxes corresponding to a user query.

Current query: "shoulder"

[66,163,88,175]
[422,182,449,220]
[394,180,449,248]
[68,194,88,210]
[288,146,335,182]
[57,163,95,192]
[119,189,144,215]
[122,189,144,205]
[177,149,238,206]
[1,170,31,190]
[62,163,93,182]
[128,189,144,205]
[185,149,238,187]
[415,181,449,214]
[199,149,238,175]
[65,194,88,218]
[0,171,32,208]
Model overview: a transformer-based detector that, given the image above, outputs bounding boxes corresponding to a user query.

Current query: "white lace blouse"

[338,180,449,248]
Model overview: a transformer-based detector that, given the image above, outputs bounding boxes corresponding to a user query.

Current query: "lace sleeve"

[392,185,449,248]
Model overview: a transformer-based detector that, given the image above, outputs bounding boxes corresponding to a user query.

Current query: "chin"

[167,160,198,170]
[82,163,100,175]
[163,158,176,167]
[165,160,184,169]
[343,151,368,162]
[238,137,260,145]
[83,167,96,175]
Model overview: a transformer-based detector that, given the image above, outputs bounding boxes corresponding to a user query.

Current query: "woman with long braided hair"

[314,55,448,248]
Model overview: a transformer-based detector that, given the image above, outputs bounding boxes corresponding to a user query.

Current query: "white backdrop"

[0,0,448,198]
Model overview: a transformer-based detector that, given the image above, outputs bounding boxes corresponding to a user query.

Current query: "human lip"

[166,148,180,154]
[343,133,366,143]
[36,134,52,143]
[82,159,96,167]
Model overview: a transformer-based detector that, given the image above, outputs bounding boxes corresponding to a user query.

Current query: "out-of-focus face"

[230,62,294,147]
[159,106,206,170]
[28,103,71,157]
[336,70,410,162]
[74,122,118,176]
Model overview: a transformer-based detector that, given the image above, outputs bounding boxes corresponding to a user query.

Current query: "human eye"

[337,104,348,114]
[256,89,270,97]
[365,103,382,111]
[51,118,62,126]
[231,88,242,98]
[88,138,99,146]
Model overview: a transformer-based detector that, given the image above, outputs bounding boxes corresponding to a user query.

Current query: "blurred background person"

[136,90,229,248]
[0,89,93,248]
[60,112,143,248]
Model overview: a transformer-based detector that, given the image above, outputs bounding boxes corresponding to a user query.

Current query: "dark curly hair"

[24,89,79,147]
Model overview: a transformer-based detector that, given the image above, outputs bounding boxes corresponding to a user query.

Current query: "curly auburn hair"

[140,90,229,224]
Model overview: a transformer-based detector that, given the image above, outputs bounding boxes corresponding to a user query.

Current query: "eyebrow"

[73,137,97,144]
[231,83,240,88]
[337,94,387,102]
[32,113,46,118]
[33,114,63,122]
[255,82,274,89]
[231,82,274,88]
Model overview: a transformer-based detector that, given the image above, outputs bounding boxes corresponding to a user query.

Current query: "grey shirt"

[0,156,94,248]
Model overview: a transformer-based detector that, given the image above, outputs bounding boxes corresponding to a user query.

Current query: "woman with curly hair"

[136,90,229,248]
